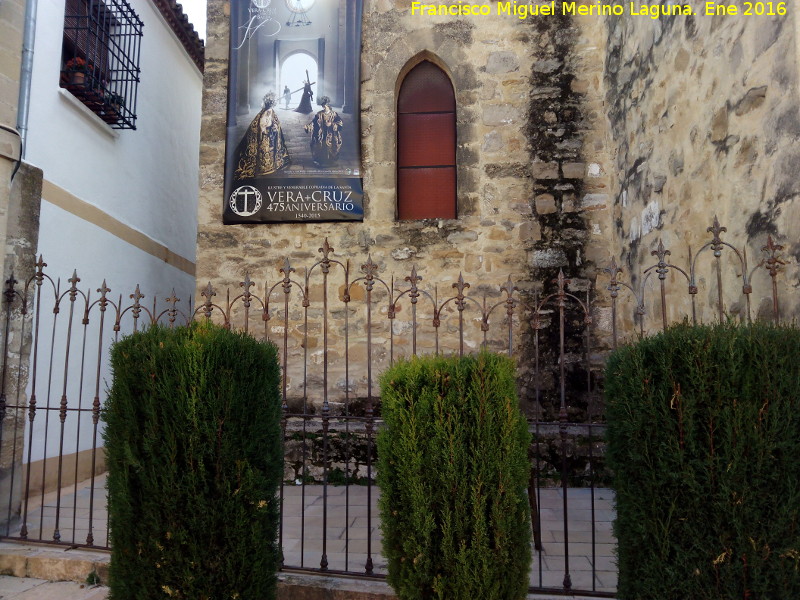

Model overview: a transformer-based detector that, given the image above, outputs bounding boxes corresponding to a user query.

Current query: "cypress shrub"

[103,323,283,600]
[606,322,800,599]
[378,352,531,600]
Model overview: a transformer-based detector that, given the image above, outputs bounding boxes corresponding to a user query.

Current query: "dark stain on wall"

[519,5,599,421]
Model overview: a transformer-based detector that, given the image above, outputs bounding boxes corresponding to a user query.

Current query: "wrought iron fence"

[0,218,793,596]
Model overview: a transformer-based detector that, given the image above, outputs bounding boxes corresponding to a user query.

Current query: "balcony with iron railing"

[60,0,142,130]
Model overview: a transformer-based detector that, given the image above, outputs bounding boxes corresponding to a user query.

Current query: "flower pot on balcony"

[69,71,86,86]
[63,57,92,88]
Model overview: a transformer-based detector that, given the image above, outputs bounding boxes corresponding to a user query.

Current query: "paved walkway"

[0,577,107,599]
[4,475,617,595]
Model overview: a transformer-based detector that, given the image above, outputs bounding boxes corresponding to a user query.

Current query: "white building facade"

[15,0,203,495]
[24,0,202,297]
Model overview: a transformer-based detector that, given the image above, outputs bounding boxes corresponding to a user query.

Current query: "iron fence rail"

[0,218,792,597]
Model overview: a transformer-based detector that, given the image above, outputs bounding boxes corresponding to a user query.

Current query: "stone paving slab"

[0,576,108,600]
[0,577,42,597]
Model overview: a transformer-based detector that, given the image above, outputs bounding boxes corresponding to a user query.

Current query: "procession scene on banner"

[223,0,363,223]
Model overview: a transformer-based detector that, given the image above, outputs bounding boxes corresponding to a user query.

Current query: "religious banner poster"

[223,0,364,223]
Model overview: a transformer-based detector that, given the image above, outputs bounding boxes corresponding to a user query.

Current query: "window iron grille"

[61,0,143,130]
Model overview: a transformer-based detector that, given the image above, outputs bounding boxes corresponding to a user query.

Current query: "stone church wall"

[197,1,613,413]
[197,2,799,413]
[604,11,800,326]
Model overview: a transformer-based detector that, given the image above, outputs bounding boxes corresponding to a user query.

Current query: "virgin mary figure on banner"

[234,92,290,179]
[304,96,343,167]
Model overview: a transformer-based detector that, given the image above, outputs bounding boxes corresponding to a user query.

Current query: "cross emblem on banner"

[229,185,263,217]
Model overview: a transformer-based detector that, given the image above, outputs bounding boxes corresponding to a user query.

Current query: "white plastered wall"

[21,0,203,464]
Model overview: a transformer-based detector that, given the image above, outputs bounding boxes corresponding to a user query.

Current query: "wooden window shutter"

[63,0,90,57]
[62,0,114,77]
[397,61,457,220]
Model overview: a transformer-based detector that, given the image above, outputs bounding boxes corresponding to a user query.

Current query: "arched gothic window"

[396,61,456,220]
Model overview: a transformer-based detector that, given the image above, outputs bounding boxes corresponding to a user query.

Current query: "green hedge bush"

[378,352,531,600]
[606,322,800,599]
[103,323,283,600]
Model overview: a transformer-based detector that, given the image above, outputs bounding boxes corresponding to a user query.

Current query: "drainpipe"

[16,0,39,159]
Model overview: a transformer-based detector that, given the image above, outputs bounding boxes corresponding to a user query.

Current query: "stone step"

[0,542,110,585]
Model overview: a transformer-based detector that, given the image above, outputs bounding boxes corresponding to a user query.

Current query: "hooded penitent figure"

[304,96,343,167]
[234,92,290,179]
[294,80,314,114]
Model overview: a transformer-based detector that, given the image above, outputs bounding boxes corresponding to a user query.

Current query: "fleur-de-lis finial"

[552,269,571,307]
[280,257,294,277]
[554,269,570,293]
[129,284,145,328]
[452,272,470,294]
[165,289,180,305]
[651,239,671,280]
[280,258,294,294]
[501,276,518,317]
[201,282,215,319]
[762,235,785,278]
[165,289,180,325]
[31,255,46,289]
[201,282,215,300]
[406,266,421,303]
[405,265,421,287]
[707,215,726,237]
[604,257,623,298]
[500,276,517,299]
[91,280,109,313]
[361,255,378,278]
[130,284,144,304]
[68,270,81,300]
[453,272,470,311]
[707,215,727,255]
[605,256,620,276]
[319,238,334,259]
[319,238,334,274]
[362,255,378,292]
[651,238,671,261]
[240,273,253,307]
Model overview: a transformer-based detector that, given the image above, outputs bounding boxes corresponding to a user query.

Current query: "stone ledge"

[277,571,395,599]
[277,571,612,600]
[0,542,110,583]
[0,542,613,599]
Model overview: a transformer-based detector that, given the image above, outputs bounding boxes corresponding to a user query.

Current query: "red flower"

[65,57,91,71]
